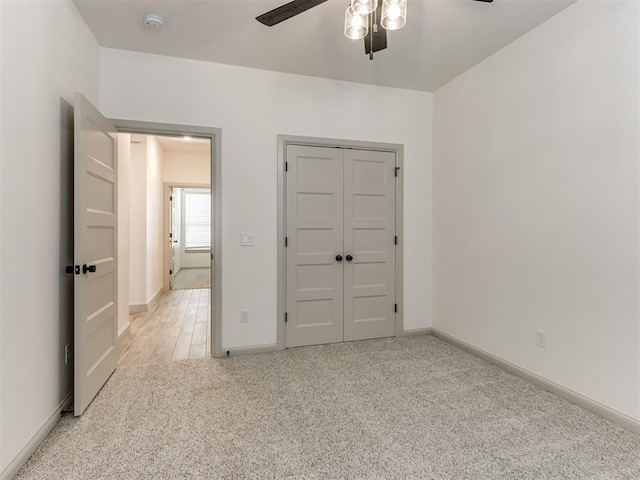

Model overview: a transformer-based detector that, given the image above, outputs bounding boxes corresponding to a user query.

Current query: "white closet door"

[286,145,344,347]
[343,149,396,341]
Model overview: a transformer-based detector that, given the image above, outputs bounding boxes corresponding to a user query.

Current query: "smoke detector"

[143,13,165,29]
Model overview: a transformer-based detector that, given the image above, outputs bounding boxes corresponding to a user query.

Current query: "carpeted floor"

[15,336,640,479]
[173,268,211,289]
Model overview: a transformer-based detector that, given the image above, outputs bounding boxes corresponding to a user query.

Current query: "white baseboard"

[224,329,432,357]
[1,392,73,480]
[128,304,146,314]
[222,343,281,357]
[128,288,163,314]
[146,287,163,308]
[399,327,432,337]
[431,328,640,435]
[117,322,131,352]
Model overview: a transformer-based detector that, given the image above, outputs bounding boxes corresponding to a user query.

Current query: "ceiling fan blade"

[256,0,328,27]
[364,2,387,55]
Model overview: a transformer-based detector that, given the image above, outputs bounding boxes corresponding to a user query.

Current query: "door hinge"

[169,232,173,239]
[285,236,288,247]
[394,303,398,313]
[395,167,400,177]
[285,312,288,323]
[64,343,72,365]
[211,253,214,260]
[394,235,398,245]
[285,161,288,172]
[169,269,172,275]
[169,195,173,201]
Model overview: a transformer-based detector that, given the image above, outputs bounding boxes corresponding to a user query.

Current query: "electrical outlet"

[64,343,72,364]
[536,330,547,349]
[241,309,250,323]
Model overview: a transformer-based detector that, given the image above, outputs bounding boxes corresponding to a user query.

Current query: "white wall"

[163,151,210,184]
[126,136,165,307]
[146,136,164,302]
[100,49,433,349]
[180,252,210,269]
[0,0,99,474]
[433,0,640,420]
[0,0,4,463]
[128,141,147,306]
[117,134,131,333]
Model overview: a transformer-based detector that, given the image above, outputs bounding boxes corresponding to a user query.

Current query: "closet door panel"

[286,145,344,347]
[343,149,396,342]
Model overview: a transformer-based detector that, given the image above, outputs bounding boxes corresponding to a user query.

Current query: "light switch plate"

[241,233,254,246]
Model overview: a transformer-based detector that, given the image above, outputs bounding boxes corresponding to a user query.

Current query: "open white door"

[74,93,118,416]
[170,188,177,289]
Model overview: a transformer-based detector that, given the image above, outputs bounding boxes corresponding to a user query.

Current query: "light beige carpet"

[15,336,640,479]
[172,267,210,289]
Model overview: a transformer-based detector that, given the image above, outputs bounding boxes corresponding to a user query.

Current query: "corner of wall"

[431,0,640,420]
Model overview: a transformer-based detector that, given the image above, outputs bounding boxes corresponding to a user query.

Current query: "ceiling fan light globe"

[351,0,378,15]
[345,6,369,39]
[382,0,406,30]
[387,4,401,20]
[345,27,367,39]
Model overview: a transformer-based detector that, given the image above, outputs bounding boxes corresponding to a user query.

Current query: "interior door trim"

[109,119,223,358]
[277,135,405,350]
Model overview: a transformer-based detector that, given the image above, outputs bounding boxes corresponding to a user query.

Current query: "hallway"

[118,288,211,366]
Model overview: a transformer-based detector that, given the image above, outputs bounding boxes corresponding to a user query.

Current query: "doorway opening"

[112,123,222,365]
[168,187,212,291]
[71,96,222,416]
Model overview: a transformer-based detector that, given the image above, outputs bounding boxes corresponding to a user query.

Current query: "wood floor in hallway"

[118,288,211,366]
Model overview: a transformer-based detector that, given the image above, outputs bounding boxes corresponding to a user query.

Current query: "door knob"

[346,255,353,262]
[336,255,343,262]
[82,264,96,274]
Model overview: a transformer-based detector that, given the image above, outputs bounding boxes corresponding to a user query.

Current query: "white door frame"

[111,119,223,358]
[163,183,211,292]
[277,135,405,350]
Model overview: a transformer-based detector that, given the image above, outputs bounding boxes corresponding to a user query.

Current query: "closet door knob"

[346,255,353,262]
[336,255,343,262]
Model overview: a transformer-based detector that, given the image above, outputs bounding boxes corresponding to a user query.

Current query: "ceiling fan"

[256,0,494,60]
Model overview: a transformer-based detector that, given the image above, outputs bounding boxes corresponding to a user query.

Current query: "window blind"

[184,191,211,250]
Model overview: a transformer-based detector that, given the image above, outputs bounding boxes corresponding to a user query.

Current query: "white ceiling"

[74,0,575,92]
[154,135,211,154]
[129,134,210,154]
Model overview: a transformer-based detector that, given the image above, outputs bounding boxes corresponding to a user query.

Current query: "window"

[184,190,211,250]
